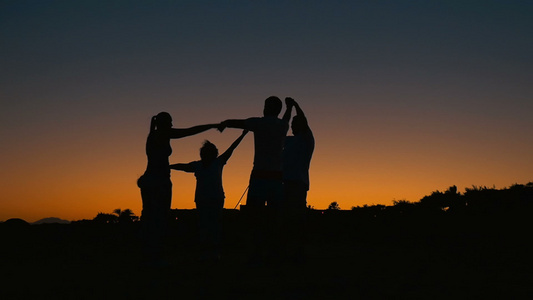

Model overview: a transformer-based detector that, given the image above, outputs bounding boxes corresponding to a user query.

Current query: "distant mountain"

[32,217,71,225]
[2,218,30,226]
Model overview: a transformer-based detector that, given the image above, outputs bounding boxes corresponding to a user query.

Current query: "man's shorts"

[246,177,283,209]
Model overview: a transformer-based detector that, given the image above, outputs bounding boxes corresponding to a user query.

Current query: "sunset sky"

[1,1,532,222]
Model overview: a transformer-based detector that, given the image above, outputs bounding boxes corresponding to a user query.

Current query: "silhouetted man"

[282,98,314,263]
[221,96,292,263]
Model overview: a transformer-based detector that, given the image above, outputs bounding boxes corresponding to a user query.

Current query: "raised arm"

[285,97,307,119]
[219,130,248,162]
[292,99,306,119]
[169,162,195,173]
[282,98,295,122]
[169,123,220,139]
[292,100,307,120]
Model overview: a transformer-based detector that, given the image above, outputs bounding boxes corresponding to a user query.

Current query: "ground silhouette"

[1,183,532,298]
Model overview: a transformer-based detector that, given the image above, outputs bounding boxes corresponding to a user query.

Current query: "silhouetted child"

[170,130,248,261]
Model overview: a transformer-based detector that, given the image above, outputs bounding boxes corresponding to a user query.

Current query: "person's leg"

[140,181,171,265]
[196,201,207,256]
[293,184,308,262]
[212,201,223,257]
[265,180,284,261]
[196,199,223,261]
[141,186,162,263]
[140,186,155,259]
[283,181,308,263]
[245,178,269,264]
[196,201,216,261]
[206,202,223,260]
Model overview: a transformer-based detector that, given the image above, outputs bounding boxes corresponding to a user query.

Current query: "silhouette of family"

[137,97,314,266]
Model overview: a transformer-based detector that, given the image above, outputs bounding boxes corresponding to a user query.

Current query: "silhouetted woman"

[137,112,220,265]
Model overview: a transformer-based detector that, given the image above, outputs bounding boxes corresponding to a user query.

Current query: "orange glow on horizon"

[1,119,532,223]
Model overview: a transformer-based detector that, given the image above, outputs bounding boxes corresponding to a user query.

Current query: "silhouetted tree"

[93,213,118,224]
[463,185,503,213]
[328,201,340,210]
[391,200,416,214]
[419,185,461,212]
[506,182,533,211]
[350,204,386,219]
[113,208,138,223]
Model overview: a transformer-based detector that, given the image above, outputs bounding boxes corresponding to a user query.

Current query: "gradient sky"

[1,1,532,222]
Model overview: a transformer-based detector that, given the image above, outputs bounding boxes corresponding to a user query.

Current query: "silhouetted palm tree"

[113,208,138,223]
[93,213,118,224]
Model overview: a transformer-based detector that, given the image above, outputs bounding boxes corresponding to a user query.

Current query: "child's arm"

[169,162,195,173]
[219,130,248,163]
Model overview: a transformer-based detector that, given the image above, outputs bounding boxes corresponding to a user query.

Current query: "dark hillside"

[1,183,532,299]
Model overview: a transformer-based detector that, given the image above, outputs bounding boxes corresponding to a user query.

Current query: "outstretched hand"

[217,121,227,132]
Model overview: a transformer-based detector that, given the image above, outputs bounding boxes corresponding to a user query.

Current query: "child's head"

[200,140,218,162]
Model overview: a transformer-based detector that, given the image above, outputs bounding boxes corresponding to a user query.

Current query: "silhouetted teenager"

[137,112,221,266]
[282,98,314,263]
[169,130,248,262]
[221,96,292,264]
